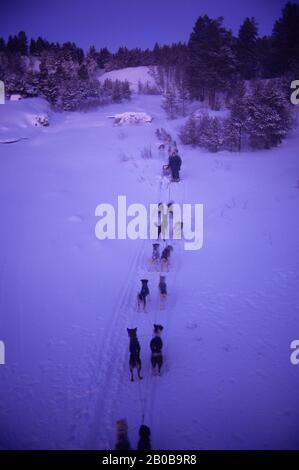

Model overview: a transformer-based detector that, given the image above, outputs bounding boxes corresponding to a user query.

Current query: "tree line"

[0,1,298,126]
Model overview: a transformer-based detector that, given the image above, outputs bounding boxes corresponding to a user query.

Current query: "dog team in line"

[115,130,182,450]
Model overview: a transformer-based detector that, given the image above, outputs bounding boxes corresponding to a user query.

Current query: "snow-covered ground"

[0,93,298,450]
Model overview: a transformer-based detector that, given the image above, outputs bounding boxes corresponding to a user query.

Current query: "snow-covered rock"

[34,114,49,127]
[10,94,22,101]
[112,111,153,125]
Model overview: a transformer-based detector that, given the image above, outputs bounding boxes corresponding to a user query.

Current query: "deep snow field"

[0,92,298,450]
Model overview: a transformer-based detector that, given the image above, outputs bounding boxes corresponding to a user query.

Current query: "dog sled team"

[115,130,184,451]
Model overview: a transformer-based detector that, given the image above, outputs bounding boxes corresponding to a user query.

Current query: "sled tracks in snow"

[85,240,147,449]
[141,178,187,438]
[70,172,187,449]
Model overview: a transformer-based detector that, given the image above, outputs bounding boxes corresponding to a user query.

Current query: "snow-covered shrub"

[34,114,49,127]
[180,114,223,152]
[113,112,152,125]
[138,80,159,95]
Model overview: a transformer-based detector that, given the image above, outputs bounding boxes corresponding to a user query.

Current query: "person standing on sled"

[168,150,182,182]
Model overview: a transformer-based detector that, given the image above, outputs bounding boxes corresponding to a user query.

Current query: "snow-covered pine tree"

[271,2,299,75]
[179,116,199,146]
[162,87,179,119]
[246,80,293,149]
[236,17,258,80]
[187,15,236,107]
[112,79,122,102]
[206,117,223,152]
[197,114,212,148]
[226,81,248,151]
[78,63,89,80]
[223,117,242,152]
[85,46,98,77]
[177,75,189,117]
[121,80,131,100]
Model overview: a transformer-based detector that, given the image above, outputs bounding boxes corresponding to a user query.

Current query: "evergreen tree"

[256,36,273,78]
[271,2,299,75]
[206,117,223,152]
[187,15,236,107]
[246,80,293,149]
[153,43,161,63]
[7,31,28,55]
[227,81,248,151]
[112,79,122,102]
[223,117,241,152]
[98,48,111,68]
[162,87,179,119]
[0,38,6,52]
[121,80,131,100]
[85,46,98,77]
[197,114,214,149]
[236,17,258,79]
[78,63,89,80]
[179,116,199,146]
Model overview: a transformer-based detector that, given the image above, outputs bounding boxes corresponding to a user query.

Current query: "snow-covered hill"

[98,66,156,92]
[0,94,298,450]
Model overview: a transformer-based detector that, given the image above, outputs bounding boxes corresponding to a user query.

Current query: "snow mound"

[10,94,22,101]
[0,97,50,139]
[98,66,155,92]
[112,111,153,125]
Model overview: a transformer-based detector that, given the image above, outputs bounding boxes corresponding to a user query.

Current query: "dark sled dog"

[159,275,167,309]
[160,245,173,271]
[152,243,160,264]
[150,324,164,375]
[137,279,150,311]
[127,328,142,382]
[137,424,152,451]
[115,419,131,450]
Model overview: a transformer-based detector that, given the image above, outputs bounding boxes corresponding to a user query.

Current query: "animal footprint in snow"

[67,215,83,223]
[186,321,198,330]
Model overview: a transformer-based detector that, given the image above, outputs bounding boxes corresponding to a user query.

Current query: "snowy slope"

[0,97,50,142]
[98,66,155,92]
[0,94,298,450]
